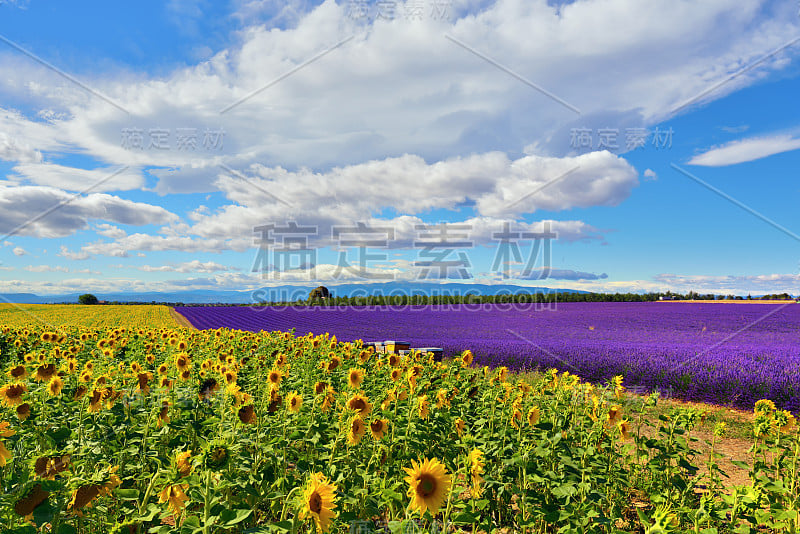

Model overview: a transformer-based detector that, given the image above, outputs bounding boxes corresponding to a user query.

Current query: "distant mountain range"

[0,282,587,304]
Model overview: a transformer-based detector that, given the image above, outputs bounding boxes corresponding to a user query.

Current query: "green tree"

[78,294,99,305]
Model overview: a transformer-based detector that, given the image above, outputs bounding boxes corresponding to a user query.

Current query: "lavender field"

[175,302,800,411]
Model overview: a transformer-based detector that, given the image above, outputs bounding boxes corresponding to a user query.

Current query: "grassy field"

[0,304,178,329]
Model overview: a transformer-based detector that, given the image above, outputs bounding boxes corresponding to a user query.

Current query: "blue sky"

[0,0,799,296]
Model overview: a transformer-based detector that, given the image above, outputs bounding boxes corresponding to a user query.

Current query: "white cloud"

[643,169,657,181]
[12,246,27,256]
[57,246,90,260]
[24,265,69,273]
[0,185,178,238]
[136,260,238,273]
[688,134,800,166]
[0,0,796,193]
[10,163,144,192]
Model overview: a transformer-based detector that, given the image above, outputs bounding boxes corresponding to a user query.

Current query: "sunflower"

[267,368,283,386]
[467,449,485,498]
[358,350,371,364]
[527,406,540,426]
[607,405,623,426]
[34,454,70,480]
[16,403,31,421]
[137,372,152,395]
[754,399,777,414]
[326,357,341,372]
[461,350,474,368]
[34,363,57,382]
[0,383,27,407]
[314,381,328,395]
[157,363,168,376]
[298,472,338,532]
[198,378,219,401]
[268,388,283,413]
[87,389,104,413]
[130,361,143,374]
[63,359,77,375]
[388,353,401,367]
[0,421,14,438]
[370,419,389,440]
[287,392,303,413]
[347,415,366,445]
[618,419,631,440]
[321,387,335,412]
[179,369,192,381]
[238,404,257,424]
[159,484,189,516]
[203,443,230,470]
[346,394,372,417]
[176,451,192,477]
[417,395,430,420]
[157,401,170,426]
[7,365,27,380]
[510,404,523,430]
[47,376,64,397]
[435,389,450,409]
[612,375,625,399]
[403,457,452,516]
[455,418,465,437]
[174,353,191,372]
[14,483,49,517]
[0,440,11,467]
[348,368,365,389]
[69,484,101,511]
[496,366,509,382]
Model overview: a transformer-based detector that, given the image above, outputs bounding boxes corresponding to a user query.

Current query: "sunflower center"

[308,490,323,514]
[416,474,437,498]
[370,421,382,432]
[351,399,365,411]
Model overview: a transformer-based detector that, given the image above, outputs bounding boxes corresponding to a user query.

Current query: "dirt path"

[169,308,196,329]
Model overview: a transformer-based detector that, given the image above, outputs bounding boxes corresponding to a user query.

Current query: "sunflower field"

[0,305,177,329]
[0,324,799,533]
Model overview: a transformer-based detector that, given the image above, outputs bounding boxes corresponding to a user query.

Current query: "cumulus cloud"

[0,0,796,193]
[136,260,238,273]
[10,163,144,192]
[688,134,800,166]
[0,185,178,238]
[24,265,69,273]
[12,246,27,256]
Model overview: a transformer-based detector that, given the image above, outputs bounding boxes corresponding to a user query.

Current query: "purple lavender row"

[175,302,800,412]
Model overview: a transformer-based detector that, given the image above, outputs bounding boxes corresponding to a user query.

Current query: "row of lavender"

[175,302,800,411]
